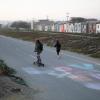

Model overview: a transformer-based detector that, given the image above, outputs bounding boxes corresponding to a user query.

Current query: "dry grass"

[0,30,100,58]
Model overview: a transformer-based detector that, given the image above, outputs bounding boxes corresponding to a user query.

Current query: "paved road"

[0,35,100,100]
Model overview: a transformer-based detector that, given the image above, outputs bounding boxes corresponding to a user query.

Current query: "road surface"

[0,35,100,100]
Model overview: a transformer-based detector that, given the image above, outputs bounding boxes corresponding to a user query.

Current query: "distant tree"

[70,17,86,22]
[10,21,31,30]
[0,24,2,28]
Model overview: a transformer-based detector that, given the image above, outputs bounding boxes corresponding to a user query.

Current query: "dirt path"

[0,76,37,100]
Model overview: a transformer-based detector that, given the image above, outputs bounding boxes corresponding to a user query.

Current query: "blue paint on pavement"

[70,63,94,70]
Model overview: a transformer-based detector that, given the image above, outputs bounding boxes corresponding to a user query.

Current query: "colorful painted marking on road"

[54,63,100,90]
[84,83,100,90]
[22,62,100,90]
[70,63,94,70]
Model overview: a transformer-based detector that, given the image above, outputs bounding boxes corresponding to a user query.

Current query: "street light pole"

[66,12,69,22]
[66,13,69,32]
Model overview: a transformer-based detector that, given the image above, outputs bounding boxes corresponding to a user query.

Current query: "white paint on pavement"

[22,67,41,74]
[47,48,100,66]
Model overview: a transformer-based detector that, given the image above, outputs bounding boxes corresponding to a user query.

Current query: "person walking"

[34,39,44,66]
[54,40,61,57]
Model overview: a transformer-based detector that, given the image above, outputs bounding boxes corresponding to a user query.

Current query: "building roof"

[96,21,100,24]
[37,20,54,25]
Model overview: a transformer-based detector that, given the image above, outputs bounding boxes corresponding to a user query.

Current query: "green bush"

[90,52,100,58]
[0,60,16,75]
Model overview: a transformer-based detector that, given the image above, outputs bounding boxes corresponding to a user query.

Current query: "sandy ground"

[0,75,37,100]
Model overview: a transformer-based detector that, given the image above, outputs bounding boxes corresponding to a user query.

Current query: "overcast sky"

[0,0,100,21]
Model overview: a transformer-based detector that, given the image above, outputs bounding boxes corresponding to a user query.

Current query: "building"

[35,19,54,31]
[96,21,100,33]
[68,22,74,33]
[74,22,82,33]
[81,22,88,33]
[51,23,55,32]
[87,21,97,33]
[59,22,65,32]
[30,18,100,34]
[66,22,70,33]
[0,24,2,28]
[54,22,60,32]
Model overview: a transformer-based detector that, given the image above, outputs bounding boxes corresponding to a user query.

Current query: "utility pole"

[66,12,69,22]
[46,15,49,20]
[66,12,69,32]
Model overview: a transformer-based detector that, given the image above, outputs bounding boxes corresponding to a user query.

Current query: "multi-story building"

[96,21,100,33]
[81,22,88,33]
[74,22,82,33]
[36,20,54,31]
[59,22,65,32]
[54,22,60,32]
[87,21,96,33]
[31,18,100,34]
[68,22,75,33]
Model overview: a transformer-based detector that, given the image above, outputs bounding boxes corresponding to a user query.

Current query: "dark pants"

[37,52,41,64]
[56,49,60,55]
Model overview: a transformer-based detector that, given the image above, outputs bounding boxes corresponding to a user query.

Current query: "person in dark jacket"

[54,40,61,56]
[34,40,43,64]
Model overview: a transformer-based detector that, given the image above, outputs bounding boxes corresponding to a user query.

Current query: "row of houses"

[31,17,100,34]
